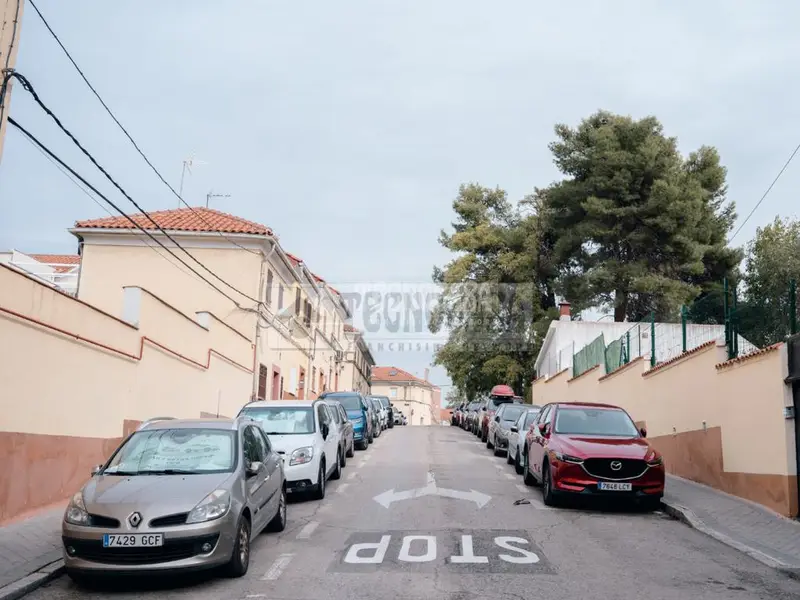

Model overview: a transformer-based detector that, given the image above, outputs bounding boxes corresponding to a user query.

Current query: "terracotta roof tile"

[74,207,273,236]
[642,340,716,377]
[372,366,433,386]
[26,254,80,273]
[715,343,782,370]
[344,324,358,333]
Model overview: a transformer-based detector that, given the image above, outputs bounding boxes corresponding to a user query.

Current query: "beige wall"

[0,264,253,521]
[531,341,797,516]
[371,382,437,425]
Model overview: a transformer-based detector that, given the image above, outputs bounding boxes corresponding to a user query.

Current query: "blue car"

[317,391,373,450]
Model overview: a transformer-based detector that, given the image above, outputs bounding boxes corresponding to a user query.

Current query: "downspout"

[251,239,277,401]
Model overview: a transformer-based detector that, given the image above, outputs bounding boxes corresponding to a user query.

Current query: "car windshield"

[380,398,390,408]
[104,428,235,475]
[324,394,362,411]
[488,396,513,410]
[554,407,640,437]
[501,405,525,422]
[240,407,315,434]
[523,410,541,429]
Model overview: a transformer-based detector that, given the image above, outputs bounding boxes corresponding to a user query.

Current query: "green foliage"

[738,217,800,346]
[542,111,741,321]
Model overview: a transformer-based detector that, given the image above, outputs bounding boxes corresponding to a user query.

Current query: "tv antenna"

[206,190,231,208]
[178,155,207,204]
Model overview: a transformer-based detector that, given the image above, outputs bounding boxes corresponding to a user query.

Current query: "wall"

[0,264,254,523]
[531,340,797,517]
[371,382,437,425]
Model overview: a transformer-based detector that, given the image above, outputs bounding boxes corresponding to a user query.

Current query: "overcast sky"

[2,0,799,399]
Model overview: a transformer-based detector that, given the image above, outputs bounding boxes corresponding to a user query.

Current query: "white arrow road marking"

[296,521,319,539]
[373,472,491,508]
[261,553,294,580]
[336,483,350,494]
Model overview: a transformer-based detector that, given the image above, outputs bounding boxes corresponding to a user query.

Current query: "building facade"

[341,324,375,395]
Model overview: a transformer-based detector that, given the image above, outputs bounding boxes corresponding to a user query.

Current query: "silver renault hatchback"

[61,416,286,582]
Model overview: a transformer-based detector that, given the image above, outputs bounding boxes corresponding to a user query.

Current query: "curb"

[661,501,800,582]
[0,560,64,600]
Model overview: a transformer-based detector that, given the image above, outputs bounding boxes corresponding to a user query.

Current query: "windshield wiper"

[103,470,138,476]
[137,469,198,475]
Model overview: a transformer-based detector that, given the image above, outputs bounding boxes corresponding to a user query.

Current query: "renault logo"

[610,461,622,471]
[127,512,142,528]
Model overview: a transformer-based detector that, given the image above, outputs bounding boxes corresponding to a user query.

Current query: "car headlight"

[551,451,583,464]
[186,490,230,524]
[65,491,89,526]
[646,454,663,466]
[290,446,314,466]
[352,417,364,427]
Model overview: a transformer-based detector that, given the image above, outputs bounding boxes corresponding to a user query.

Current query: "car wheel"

[482,430,488,443]
[368,433,374,444]
[340,445,347,468]
[312,461,326,499]
[331,450,342,480]
[357,438,368,451]
[506,447,514,464]
[346,440,355,458]
[541,463,557,506]
[523,448,538,487]
[225,513,251,577]
[267,487,287,532]
[486,434,494,450]
[514,449,523,474]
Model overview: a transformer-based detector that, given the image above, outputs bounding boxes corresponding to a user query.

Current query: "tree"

[738,217,800,347]
[429,184,555,400]
[444,386,466,408]
[542,111,741,321]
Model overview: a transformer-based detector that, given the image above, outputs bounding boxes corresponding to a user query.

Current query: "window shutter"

[266,271,274,304]
[289,368,298,394]
[295,289,301,315]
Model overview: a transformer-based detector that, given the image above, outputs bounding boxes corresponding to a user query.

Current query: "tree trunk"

[614,290,628,322]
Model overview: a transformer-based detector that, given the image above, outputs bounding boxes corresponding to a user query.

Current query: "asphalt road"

[27,425,800,600]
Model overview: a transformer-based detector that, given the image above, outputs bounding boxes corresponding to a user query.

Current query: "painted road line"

[504,473,516,480]
[336,483,351,494]
[516,484,528,494]
[261,553,295,580]
[296,521,319,540]
[346,471,357,480]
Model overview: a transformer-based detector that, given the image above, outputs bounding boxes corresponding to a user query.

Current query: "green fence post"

[681,305,687,353]
[650,311,656,368]
[723,277,732,360]
[732,285,739,358]
[626,330,631,363]
[790,279,797,336]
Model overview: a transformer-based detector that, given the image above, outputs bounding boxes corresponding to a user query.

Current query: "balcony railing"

[7,260,79,296]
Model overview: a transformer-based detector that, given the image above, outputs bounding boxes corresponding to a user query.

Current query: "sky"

[2,0,800,401]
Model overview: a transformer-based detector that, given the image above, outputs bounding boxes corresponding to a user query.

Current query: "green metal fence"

[572,334,606,378]
[726,277,797,359]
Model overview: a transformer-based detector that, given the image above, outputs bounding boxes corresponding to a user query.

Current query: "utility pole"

[0,0,25,164]
[206,190,230,208]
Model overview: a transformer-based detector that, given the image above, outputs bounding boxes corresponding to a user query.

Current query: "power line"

[728,140,800,244]
[13,124,210,286]
[5,71,262,306]
[26,0,259,255]
[8,116,249,308]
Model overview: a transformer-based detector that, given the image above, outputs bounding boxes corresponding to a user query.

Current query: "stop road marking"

[331,530,551,574]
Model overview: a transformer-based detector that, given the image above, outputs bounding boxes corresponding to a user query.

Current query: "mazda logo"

[610,461,622,471]
[127,512,142,528]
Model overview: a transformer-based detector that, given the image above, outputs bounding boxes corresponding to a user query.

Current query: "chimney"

[559,301,571,322]
[424,367,430,382]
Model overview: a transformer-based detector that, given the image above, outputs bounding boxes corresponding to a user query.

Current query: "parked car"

[507,406,541,473]
[451,404,463,427]
[319,391,373,450]
[372,395,394,429]
[393,411,404,426]
[62,416,287,582]
[480,385,517,442]
[523,402,665,509]
[367,396,387,432]
[367,397,383,436]
[466,402,482,434]
[239,399,343,499]
[321,398,355,460]
[486,402,528,455]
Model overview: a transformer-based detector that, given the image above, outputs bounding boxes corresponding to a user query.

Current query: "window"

[323,315,327,334]
[337,404,348,423]
[241,406,315,434]
[317,404,331,428]
[252,426,270,457]
[242,426,262,465]
[278,285,284,310]
[554,406,639,437]
[390,388,397,398]
[323,393,361,411]
[311,367,317,392]
[303,300,312,327]
[256,428,272,453]
[266,270,274,305]
[257,364,268,400]
[295,288,302,316]
[329,403,344,425]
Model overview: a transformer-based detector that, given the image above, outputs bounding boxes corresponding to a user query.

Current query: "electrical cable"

[728,140,800,244]
[4,71,263,306]
[26,0,260,255]
[8,116,247,308]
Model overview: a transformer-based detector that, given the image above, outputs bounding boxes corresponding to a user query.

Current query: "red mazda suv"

[522,402,665,509]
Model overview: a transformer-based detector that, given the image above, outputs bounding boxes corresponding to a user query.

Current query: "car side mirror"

[91,465,103,476]
[538,422,549,435]
[510,426,518,433]
[246,461,263,477]
[494,416,500,422]
[639,427,647,438]
[481,407,487,411]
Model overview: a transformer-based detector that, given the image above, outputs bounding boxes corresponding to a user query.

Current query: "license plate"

[102,534,164,548]
[597,482,632,491]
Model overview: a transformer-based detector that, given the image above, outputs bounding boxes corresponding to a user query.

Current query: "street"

[22,426,800,600]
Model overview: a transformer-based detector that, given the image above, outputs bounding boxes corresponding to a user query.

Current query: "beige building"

[340,324,375,395]
[371,366,440,425]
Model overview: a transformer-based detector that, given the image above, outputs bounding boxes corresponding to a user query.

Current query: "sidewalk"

[663,474,800,579]
[0,506,64,600]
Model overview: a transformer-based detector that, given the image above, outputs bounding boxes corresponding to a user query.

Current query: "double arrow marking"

[373,471,491,509]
